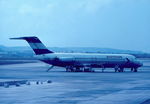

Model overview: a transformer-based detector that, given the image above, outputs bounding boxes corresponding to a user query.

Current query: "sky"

[0,0,150,52]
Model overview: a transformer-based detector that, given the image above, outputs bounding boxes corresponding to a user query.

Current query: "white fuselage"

[36,53,142,69]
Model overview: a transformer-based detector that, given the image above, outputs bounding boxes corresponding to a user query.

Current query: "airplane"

[10,36,143,72]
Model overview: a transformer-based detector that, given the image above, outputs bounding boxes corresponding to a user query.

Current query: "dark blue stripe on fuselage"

[41,58,142,68]
[33,49,53,55]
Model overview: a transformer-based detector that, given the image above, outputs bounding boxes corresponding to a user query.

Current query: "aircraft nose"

[135,61,143,67]
[139,62,143,67]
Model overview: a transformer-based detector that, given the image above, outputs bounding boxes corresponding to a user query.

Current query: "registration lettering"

[107,56,122,59]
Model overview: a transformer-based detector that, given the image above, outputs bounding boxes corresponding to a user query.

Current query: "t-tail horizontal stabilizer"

[10,36,53,55]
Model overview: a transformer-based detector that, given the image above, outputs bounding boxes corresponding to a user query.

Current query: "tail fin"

[10,36,53,55]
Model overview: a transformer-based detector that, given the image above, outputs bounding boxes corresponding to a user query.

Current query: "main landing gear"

[114,66,124,72]
[66,66,95,72]
[101,65,105,72]
[114,66,138,72]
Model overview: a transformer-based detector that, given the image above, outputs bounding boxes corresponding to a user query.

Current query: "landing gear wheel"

[131,68,134,72]
[66,68,70,72]
[114,65,119,72]
[75,67,83,72]
[120,68,124,72]
[84,68,94,72]
[133,68,138,72]
[101,65,105,72]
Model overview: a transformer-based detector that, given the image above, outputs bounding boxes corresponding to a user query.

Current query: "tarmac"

[0,59,150,104]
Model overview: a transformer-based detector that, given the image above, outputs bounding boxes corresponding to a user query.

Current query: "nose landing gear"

[134,68,138,72]
[131,67,138,72]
